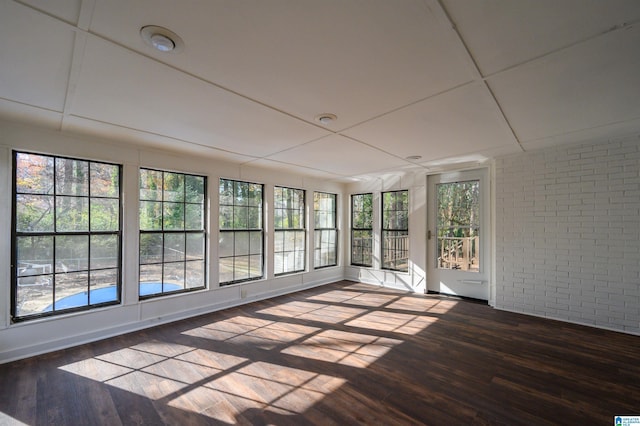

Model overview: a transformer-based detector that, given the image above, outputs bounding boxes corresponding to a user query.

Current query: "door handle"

[427,230,432,240]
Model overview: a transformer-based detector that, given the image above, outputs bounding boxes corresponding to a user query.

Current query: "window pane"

[294,251,305,271]
[163,173,184,202]
[16,194,54,232]
[274,208,285,229]
[90,163,119,197]
[436,180,480,272]
[274,231,284,252]
[248,184,262,206]
[219,258,234,283]
[140,169,163,201]
[185,203,203,230]
[219,179,233,205]
[186,233,205,260]
[55,235,88,273]
[186,260,205,289]
[164,233,186,262]
[234,256,250,281]
[249,255,262,278]
[235,181,248,206]
[219,205,233,229]
[284,230,295,251]
[249,231,262,255]
[54,271,88,311]
[164,262,185,288]
[55,158,88,196]
[90,269,119,302]
[185,175,204,203]
[233,206,248,228]
[90,198,120,231]
[163,202,184,230]
[247,206,261,229]
[140,264,162,286]
[56,196,88,232]
[17,236,53,275]
[15,153,54,194]
[219,233,234,258]
[274,253,285,275]
[294,231,305,251]
[235,232,249,256]
[91,235,119,269]
[382,230,408,272]
[140,233,163,264]
[139,201,162,231]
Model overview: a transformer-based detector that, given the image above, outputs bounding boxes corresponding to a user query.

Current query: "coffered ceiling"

[1,0,639,181]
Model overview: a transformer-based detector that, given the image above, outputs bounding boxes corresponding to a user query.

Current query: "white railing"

[438,236,479,271]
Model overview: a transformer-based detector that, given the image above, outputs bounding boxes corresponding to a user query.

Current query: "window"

[219,179,263,285]
[382,190,408,272]
[314,192,337,269]
[351,193,373,267]
[12,152,122,321]
[436,180,480,272]
[139,169,206,298]
[274,186,305,275]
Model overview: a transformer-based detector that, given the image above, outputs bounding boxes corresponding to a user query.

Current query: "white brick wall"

[495,137,640,334]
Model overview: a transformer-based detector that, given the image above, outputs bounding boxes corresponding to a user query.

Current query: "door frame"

[426,168,492,302]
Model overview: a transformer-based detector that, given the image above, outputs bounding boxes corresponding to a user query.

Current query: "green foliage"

[352,193,373,229]
[219,179,263,230]
[382,190,408,230]
[436,180,479,238]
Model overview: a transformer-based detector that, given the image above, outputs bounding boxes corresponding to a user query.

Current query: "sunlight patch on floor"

[346,311,438,335]
[281,330,402,368]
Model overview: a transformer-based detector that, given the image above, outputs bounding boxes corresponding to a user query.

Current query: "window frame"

[138,168,207,299]
[351,193,373,267]
[313,191,338,269]
[218,178,264,286]
[11,151,123,322]
[381,190,409,272]
[274,186,306,276]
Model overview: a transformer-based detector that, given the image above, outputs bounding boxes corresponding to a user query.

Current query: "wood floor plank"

[1,280,639,425]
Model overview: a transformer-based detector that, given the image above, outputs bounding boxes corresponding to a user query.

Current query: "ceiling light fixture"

[140,25,184,53]
[315,113,337,124]
[406,155,422,160]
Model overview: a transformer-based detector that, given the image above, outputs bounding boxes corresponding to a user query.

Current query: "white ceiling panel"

[0,1,75,111]
[70,36,329,157]
[343,82,520,162]
[87,0,475,129]
[264,134,410,177]
[488,24,640,143]
[243,158,346,181]
[443,0,640,76]
[63,115,258,164]
[0,99,63,130]
[18,0,81,24]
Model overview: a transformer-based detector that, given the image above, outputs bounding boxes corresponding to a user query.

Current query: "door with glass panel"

[427,169,489,300]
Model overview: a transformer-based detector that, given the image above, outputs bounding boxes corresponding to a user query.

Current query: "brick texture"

[495,137,640,334]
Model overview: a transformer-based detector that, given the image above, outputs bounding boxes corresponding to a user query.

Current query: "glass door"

[427,169,489,300]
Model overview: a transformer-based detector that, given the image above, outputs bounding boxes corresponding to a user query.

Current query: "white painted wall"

[494,136,640,334]
[0,120,344,363]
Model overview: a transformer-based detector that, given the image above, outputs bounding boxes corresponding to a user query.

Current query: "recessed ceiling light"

[406,155,422,160]
[140,25,183,53]
[315,113,337,124]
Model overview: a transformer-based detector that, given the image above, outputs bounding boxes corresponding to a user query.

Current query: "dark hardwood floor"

[1,280,639,425]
